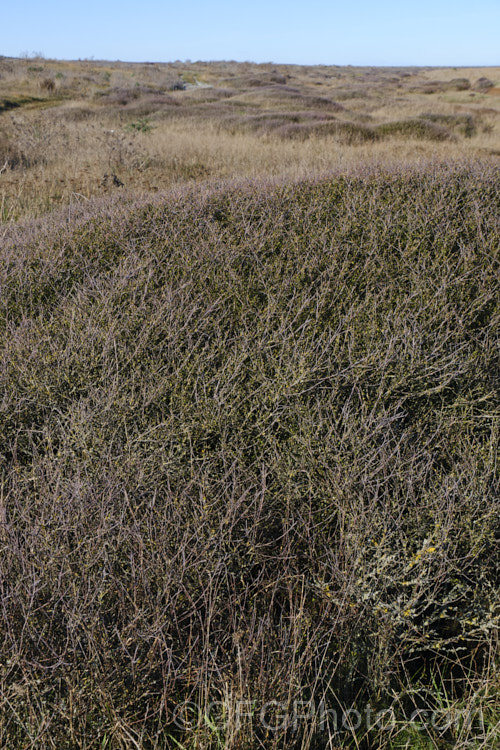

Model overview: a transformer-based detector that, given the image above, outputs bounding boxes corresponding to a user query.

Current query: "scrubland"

[1,57,499,222]
[0,57,499,749]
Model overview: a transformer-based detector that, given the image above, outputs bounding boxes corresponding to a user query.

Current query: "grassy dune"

[0,161,499,748]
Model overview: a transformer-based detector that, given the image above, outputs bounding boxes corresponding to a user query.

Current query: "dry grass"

[1,57,499,223]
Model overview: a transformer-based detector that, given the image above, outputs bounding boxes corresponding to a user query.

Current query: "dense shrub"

[276,119,378,142]
[0,163,499,748]
[96,86,179,108]
[376,118,454,141]
[473,77,494,91]
[420,112,477,137]
[449,77,471,91]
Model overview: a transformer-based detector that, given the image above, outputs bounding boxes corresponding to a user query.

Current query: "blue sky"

[2,0,499,66]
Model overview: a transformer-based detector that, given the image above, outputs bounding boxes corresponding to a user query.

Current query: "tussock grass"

[0,162,499,748]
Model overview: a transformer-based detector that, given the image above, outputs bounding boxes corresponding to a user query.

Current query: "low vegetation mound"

[376,118,455,141]
[413,78,471,94]
[0,164,499,748]
[420,112,477,137]
[232,84,345,111]
[276,119,379,143]
[473,77,494,91]
[95,85,179,109]
[221,114,378,143]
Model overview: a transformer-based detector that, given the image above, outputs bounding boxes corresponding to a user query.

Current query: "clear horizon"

[2,0,500,67]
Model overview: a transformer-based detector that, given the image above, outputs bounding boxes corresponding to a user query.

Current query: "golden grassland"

[1,56,499,223]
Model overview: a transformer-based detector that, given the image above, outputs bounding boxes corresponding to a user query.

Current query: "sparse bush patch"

[125,117,154,133]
